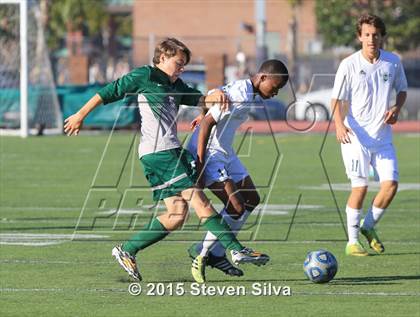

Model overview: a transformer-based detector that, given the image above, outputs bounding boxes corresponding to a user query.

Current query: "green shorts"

[140,147,197,201]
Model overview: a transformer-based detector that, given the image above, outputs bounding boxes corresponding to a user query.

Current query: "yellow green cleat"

[191,255,206,283]
[360,224,385,254]
[345,241,369,256]
[188,243,244,277]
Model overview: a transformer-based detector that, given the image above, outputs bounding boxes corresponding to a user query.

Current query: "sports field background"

[1,132,419,316]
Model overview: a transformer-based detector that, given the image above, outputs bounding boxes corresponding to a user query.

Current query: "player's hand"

[384,105,400,125]
[64,112,84,136]
[335,123,353,144]
[208,89,230,112]
[190,114,204,130]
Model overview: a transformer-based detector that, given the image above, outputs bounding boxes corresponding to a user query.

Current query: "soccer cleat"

[345,242,369,256]
[188,243,244,277]
[230,247,270,266]
[112,245,141,281]
[360,225,385,254]
[208,255,244,277]
[191,255,206,283]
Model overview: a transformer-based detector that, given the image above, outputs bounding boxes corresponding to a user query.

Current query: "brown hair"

[152,38,191,65]
[357,13,387,36]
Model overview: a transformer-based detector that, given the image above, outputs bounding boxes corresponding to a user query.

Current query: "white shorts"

[341,137,399,187]
[202,152,249,187]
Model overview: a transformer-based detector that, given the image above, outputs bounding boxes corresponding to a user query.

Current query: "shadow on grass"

[376,252,420,256]
[117,277,308,284]
[330,275,420,285]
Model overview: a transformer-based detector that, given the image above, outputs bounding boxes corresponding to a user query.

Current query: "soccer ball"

[303,249,338,283]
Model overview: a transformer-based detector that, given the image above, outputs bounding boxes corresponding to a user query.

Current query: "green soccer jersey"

[98,65,202,157]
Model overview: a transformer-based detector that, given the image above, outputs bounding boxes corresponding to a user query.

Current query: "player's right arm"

[64,67,149,136]
[331,60,353,144]
[64,94,103,136]
[196,114,217,189]
[331,98,352,144]
[384,59,408,125]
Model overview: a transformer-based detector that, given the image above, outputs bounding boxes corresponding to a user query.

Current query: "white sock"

[346,205,362,244]
[210,209,251,257]
[362,205,386,230]
[199,231,217,257]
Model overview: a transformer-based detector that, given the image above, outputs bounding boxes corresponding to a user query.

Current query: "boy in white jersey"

[187,60,289,276]
[331,14,408,256]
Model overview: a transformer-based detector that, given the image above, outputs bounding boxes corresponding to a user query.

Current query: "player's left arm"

[384,61,408,124]
[196,114,217,189]
[384,91,407,124]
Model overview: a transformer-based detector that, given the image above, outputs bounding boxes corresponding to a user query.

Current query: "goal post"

[0,0,62,137]
[20,0,28,137]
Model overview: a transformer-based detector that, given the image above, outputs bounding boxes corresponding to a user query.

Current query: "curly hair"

[357,13,387,37]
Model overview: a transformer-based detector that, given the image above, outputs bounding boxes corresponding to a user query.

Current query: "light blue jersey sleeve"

[331,59,350,101]
[207,80,250,122]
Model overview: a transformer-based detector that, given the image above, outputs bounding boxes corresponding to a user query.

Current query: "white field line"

[0,204,321,213]
[0,232,418,247]
[0,242,64,246]
[0,259,416,268]
[1,184,417,212]
[94,204,322,217]
[0,233,108,239]
[0,259,115,265]
[0,233,108,246]
[300,182,420,191]
[2,205,417,217]
[0,207,77,211]
[240,240,420,245]
[293,291,420,297]
[0,216,415,229]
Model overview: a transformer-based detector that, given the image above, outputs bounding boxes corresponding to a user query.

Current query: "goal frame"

[1,0,63,137]
[0,0,28,137]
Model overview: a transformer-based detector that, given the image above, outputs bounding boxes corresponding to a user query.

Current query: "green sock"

[202,214,244,251]
[122,217,169,256]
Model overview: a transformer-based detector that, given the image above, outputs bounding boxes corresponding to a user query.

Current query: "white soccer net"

[0,0,62,136]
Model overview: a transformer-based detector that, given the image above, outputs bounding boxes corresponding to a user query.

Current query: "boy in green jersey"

[65,38,268,283]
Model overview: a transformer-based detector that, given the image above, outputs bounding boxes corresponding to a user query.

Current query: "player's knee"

[170,217,186,230]
[226,197,246,216]
[382,181,398,197]
[165,201,189,230]
[351,185,368,197]
[245,191,260,212]
[390,181,398,191]
[348,186,368,209]
[165,214,187,230]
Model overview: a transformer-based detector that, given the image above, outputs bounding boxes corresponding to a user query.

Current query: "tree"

[45,0,109,51]
[315,0,420,52]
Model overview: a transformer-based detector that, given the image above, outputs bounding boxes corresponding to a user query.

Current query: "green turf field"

[1,132,419,317]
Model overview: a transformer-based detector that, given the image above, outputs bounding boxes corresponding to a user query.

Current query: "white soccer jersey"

[188,79,257,157]
[331,49,408,148]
